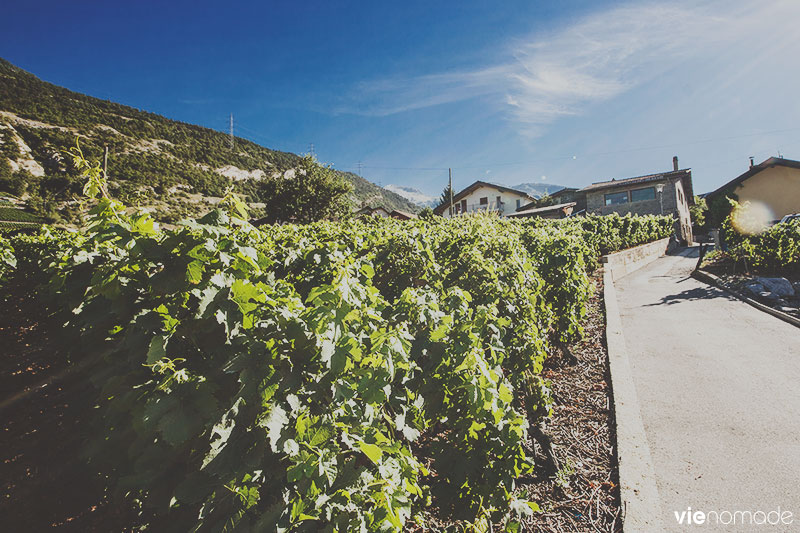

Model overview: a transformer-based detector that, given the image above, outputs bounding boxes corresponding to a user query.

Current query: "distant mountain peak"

[384,184,437,207]
[511,182,568,198]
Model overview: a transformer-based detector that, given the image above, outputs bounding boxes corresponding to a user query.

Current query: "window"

[479,197,488,205]
[630,187,656,202]
[605,191,629,206]
[516,199,521,209]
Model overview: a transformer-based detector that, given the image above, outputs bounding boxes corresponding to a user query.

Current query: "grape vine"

[3,145,674,531]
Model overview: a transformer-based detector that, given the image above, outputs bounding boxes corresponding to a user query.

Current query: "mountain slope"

[0,57,418,223]
[511,182,568,198]
[384,185,437,208]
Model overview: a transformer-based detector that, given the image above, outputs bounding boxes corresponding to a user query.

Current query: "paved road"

[615,249,800,531]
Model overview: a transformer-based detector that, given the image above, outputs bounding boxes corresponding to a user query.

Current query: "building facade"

[433,181,535,218]
[580,161,694,243]
[705,156,800,222]
[548,187,586,214]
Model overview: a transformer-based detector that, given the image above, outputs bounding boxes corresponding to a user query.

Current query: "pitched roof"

[390,209,417,220]
[549,187,578,197]
[356,206,390,215]
[706,157,800,199]
[433,180,535,215]
[580,169,688,191]
[579,168,694,205]
[506,201,577,217]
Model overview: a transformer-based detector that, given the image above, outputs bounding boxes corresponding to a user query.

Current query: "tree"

[531,194,556,208]
[707,192,737,229]
[438,184,454,213]
[257,156,353,224]
[689,195,707,230]
[418,206,435,220]
[0,158,13,193]
[0,166,33,197]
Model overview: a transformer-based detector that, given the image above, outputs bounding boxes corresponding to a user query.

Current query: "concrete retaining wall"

[602,237,672,282]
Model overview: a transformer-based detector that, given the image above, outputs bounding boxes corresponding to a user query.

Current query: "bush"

[0,234,15,280]
[255,156,353,224]
[722,204,800,274]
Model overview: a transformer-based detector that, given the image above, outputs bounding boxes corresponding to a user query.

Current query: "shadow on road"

[666,245,700,258]
[645,284,738,306]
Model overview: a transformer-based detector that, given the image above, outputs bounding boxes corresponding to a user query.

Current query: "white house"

[433,181,536,218]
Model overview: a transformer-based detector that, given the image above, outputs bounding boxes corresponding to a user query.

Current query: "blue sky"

[3,0,800,196]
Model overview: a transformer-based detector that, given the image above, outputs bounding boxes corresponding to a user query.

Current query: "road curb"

[603,267,664,531]
[692,269,800,329]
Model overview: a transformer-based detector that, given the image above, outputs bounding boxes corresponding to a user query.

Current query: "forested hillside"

[0,58,418,223]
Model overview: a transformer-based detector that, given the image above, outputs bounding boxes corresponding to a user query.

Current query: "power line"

[341,125,800,173]
[582,126,800,158]
[221,116,800,176]
[236,124,272,141]
[343,164,450,171]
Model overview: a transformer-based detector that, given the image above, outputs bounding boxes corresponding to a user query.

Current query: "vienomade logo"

[673,506,794,527]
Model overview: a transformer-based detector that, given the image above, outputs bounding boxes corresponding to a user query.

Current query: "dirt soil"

[0,285,134,531]
[520,272,621,532]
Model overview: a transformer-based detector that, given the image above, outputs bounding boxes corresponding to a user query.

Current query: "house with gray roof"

[507,201,577,219]
[579,157,694,243]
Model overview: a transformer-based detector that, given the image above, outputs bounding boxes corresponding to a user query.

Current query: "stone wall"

[585,179,692,243]
[585,180,679,216]
[601,237,673,281]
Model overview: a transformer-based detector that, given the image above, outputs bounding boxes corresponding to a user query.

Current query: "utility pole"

[448,168,453,217]
[308,143,315,159]
[357,161,363,176]
[229,113,234,150]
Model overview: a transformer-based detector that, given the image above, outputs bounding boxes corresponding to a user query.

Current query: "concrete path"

[615,248,800,531]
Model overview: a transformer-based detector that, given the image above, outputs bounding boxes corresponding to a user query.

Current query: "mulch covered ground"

[521,272,621,532]
[0,272,621,532]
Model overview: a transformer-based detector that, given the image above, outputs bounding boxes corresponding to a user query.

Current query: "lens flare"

[730,201,774,235]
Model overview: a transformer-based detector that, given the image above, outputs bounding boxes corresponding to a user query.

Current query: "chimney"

[749,156,754,168]
[672,156,679,171]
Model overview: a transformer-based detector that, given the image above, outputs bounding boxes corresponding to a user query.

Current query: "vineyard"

[717,202,800,274]
[0,204,44,233]
[0,153,673,531]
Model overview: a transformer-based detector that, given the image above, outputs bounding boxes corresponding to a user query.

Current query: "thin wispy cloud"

[340,1,795,137]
